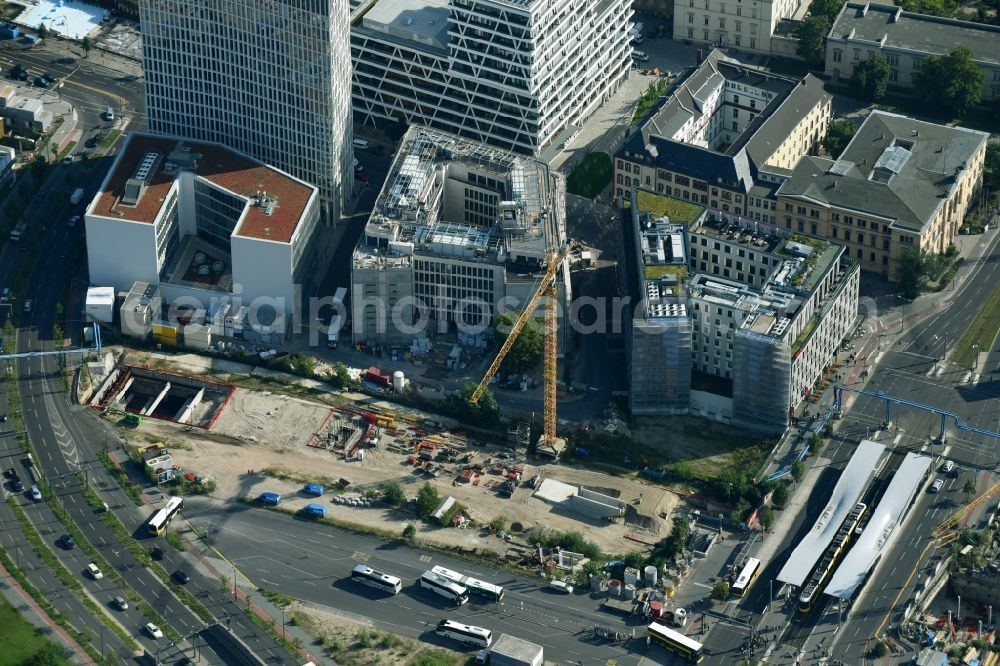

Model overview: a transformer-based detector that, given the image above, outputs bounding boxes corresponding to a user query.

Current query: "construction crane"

[470,244,571,450]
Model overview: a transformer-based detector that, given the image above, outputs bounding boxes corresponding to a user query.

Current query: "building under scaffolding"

[351,127,569,349]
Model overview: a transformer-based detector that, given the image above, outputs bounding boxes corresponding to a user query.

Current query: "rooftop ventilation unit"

[134,152,160,182]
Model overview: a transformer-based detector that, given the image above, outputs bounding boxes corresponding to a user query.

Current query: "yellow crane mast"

[470,245,569,448]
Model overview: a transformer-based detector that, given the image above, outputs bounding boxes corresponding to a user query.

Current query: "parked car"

[87,563,104,579]
[23,299,33,312]
[172,569,190,584]
[549,580,574,594]
[33,76,49,88]
[30,484,41,500]
[150,547,165,561]
[144,623,164,639]
[58,534,75,549]
[8,65,28,81]
[3,468,14,479]
[86,135,100,148]
[112,596,128,611]
[62,155,73,165]
[41,72,56,84]
[930,479,945,493]
[11,479,23,493]
[942,460,955,474]
[68,215,80,228]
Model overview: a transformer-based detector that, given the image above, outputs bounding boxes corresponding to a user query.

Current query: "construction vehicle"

[469,245,571,454]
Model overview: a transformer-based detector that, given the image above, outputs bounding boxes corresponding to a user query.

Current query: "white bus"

[420,570,469,606]
[351,564,402,595]
[435,620,492,648]
[146,497,184,536]
[430,565,505,602]
[731,557,761,597]
[647,621,704,663]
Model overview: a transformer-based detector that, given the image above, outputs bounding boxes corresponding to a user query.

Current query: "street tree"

[759,507,775,532]
[416,482,441,520]
[711,580,730,601]
[791,459,805,483]
[916,47,985,117]
[822,119,857,159]
[963,478,977,503]
[896,247,933,299]
[771,482,789,509]
[82,36,93,58]
[402,524,416,542]
[493,311,543,374]
[380,480,406,507]
[37,23,48,39]
[850,54,890,101]
[453,382,500,428]
[795,16,831,67]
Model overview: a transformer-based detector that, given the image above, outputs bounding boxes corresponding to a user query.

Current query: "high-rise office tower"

[351,0,634,155]
[140,0,352,221]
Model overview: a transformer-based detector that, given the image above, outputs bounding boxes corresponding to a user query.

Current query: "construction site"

[89,365,235,428]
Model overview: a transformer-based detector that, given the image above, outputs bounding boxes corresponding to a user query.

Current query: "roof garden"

[644,263,689,281]
[635,190,706,227]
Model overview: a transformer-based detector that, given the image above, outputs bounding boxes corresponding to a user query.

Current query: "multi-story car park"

[620,189,859,434]
[85,133,321,327]
[140,0,353,223]
[825,2,1000,103]
[672,0,799,55]
[351,126,569,348]
[775,110,988,280]
[349,0,634,155]
[613,50,831,229]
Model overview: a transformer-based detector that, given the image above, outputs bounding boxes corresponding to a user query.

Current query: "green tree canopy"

[452,382,500,429]
[711,579,731,601]
[771,482,789,509]
[791,459,805,483]
[896,247,933,299]
[822,119,857,159]
[984,141,1000,192]
[915,47,985,117]
[759,507,775,532]
[402,524,416,541]
[808,0,845,22]
[795,16,831,67]
[416,482,441,520]
[380,480,406,507]
[494,311,543,374]
[850,54,890,101]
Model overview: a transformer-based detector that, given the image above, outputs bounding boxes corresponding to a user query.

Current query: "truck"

[9,221,27,242]
[70,188,85,205]
[485,634,543,666]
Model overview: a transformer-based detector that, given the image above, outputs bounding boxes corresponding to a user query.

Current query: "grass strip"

[0,546,113,666]
[98,129,121,149]
[6,499,124,664]
[0,591,68,665]
[97,450,143,506]
[952,280,1000,368]
[243,606,302,655]
[81,485,213,627]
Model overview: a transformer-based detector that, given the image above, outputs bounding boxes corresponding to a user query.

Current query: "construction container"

[624,567,639,586]
[608,579,622,596]
[644,565,658,587]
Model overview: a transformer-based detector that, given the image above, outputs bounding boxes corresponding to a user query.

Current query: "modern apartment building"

[776,111,988,279]
[621,190,859,434]
[350,0,634,155]
[672,0,800,54]
[85,133,321,327]
[140,0,353,222]
[825,2,1000,102]
[614,50,830,229]
[351,126,569,349]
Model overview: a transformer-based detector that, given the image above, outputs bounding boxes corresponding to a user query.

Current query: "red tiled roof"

[92,133,315,244]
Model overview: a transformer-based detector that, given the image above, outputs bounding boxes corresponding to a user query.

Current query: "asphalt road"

[182,495,657,666]
[0,77,298,663]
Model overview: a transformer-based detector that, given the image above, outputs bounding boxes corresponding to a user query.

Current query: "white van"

[105,106,114,121]
[549,580,574,594]
[352,138,370,151]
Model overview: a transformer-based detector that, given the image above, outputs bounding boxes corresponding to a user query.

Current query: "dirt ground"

[128,388,678,556]
[288,601,467,666]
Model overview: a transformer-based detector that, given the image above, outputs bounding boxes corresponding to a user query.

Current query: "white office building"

[140,0,353,221]
[85,133,322,329]
[350,0,634,155]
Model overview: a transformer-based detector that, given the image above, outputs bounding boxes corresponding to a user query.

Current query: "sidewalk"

[0,559,95,665]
